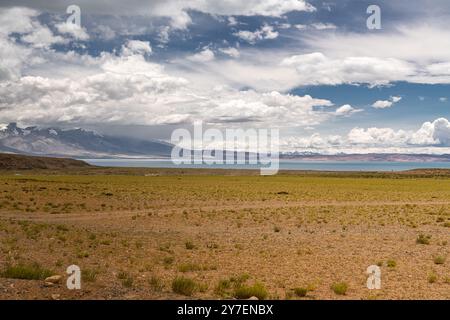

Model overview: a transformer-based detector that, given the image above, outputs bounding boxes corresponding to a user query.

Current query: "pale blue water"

[82,158,450,172]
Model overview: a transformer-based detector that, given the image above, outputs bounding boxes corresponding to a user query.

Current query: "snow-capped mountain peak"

[0,123,173,158]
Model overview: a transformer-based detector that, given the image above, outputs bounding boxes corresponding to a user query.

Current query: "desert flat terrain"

[0,168,449,300]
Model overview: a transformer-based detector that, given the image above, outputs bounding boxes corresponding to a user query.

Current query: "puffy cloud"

[168,10,192,30]
[0,7,37,36]
[348,118,450,147]
[219,47,240,58]
[294,24,307,30]
[282,118,450,154]
[157,26,171,44]
[234,24,279,44]
[372,100,393,109]
[188,48,215,63]
[335,104,361,116]
[22,27,65,48]
[348,127,409,145]
[0,6,338,129]
[283,133,343,149]
[0,7,60,80]
[351,119,450,148]
[121,40,152,56]
[372,96,402,109]
[0,36,31,81]
[0,46,334,128]
[348,120,450,148]
[201,90,333,125]
[55,22,90,40]
[0,7,64,49]
[433,118,450,145]
[227,17,238,26]
[0,49,191,125]
[409,118,450,146]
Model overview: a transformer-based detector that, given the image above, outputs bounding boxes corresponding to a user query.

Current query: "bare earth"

[0,168,449,300]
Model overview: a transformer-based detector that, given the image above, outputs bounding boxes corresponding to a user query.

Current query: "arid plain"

[0,167,449,300]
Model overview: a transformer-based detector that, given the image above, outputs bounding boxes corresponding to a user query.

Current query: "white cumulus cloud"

[335,104,362,116]
[409,118,450,146]
[282,118,450,154]
[219,47,240,58]
[234,24,279,44]
[188,48,215,63]
[372,96,402,109]
[121,40,152,56]
[55,22,90,40]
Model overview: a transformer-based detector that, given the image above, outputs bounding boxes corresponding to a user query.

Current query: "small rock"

[44,282,54,287]
[45,275,62,284]
[51,294,61,300]
[248,296,259,300]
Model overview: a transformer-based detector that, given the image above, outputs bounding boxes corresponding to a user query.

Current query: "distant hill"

[0,153,92,170]
[0,123,173,158]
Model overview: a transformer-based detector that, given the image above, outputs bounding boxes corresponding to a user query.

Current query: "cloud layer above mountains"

[0,2,450,153]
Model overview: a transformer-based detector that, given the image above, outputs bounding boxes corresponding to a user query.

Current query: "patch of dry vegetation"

[0,170,449,299]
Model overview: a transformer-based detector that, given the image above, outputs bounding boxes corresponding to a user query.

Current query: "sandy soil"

[0,170,449,300]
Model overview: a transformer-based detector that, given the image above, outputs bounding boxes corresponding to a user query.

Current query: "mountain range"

[1,123,449,162]
[0,123,173,158]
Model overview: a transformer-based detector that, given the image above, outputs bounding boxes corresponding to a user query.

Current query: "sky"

[0,0,450,154]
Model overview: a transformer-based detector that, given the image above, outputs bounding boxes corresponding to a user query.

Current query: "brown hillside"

[0,153,91,170]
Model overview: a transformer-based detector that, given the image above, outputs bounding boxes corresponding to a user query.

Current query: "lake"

[82,159,450,172]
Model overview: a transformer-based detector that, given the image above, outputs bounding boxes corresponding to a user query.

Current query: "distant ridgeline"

[0,123,173,158]
[0,153,91,170]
